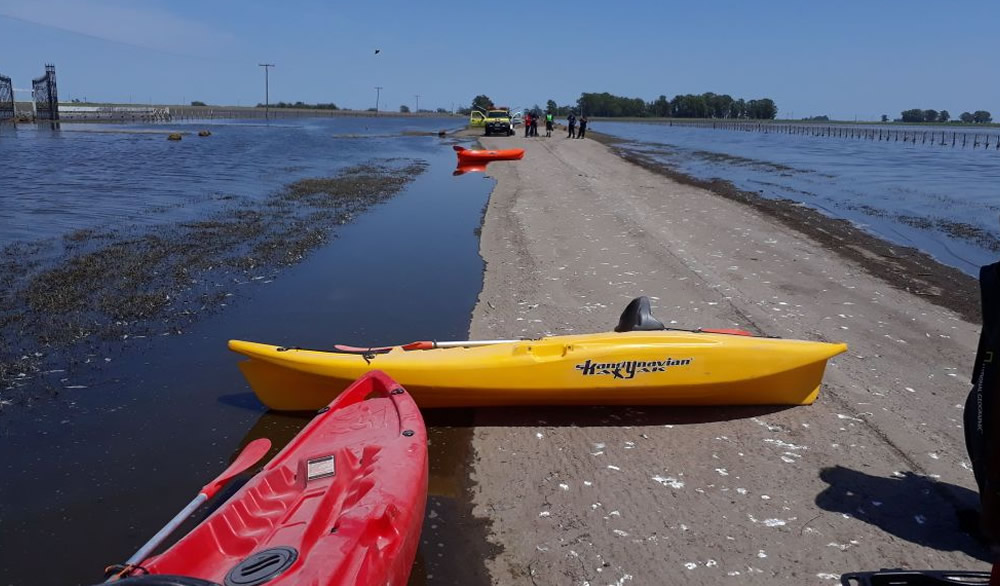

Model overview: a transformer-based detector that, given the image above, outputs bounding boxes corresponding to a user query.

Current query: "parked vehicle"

[484,108,514,136]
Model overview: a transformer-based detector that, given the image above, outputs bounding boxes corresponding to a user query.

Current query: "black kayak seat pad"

[615,296,665,333]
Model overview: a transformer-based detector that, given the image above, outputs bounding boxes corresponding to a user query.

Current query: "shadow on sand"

[816,465,989,562]
[453,403,793,428]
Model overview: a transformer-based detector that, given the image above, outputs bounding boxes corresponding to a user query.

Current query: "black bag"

[964,261,1000,539]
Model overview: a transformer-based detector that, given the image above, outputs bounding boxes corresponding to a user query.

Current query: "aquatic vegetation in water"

[0,160,427,407]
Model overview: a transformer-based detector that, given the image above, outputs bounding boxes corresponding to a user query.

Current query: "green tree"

[973,110,993,123]
[190,100,207,107]
[471,95,493,111]
[436,107,449,113]
[651,95,671,117]
[881,114,889,122]
[900,109,924,123]
[399,104,410,113]
[551,91,775,120]
[546,99,558,114]
[704,93,734,118]
[672,94,708,118]
[730,99,747,119]
[922,109,938,123]
[938,110,950,122]
[960,111,974,123]
[747,98,777,119]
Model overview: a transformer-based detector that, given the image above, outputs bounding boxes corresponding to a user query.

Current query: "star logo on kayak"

[575,358,693,380]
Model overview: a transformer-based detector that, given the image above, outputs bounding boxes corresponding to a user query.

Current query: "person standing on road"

[545,112,553,137]
[524,112,532,137]
[530,112,538,137]
[578,115,588,139]
[567,112,577,138]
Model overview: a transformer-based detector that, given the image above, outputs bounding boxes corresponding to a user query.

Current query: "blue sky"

[0,0,996,120]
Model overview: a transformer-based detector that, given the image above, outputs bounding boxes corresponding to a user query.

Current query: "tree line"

[463,92,778,119]
[897,108,992,124]
[254,101,340,110]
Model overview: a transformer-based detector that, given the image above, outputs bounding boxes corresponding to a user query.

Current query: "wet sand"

[463,128,987,584]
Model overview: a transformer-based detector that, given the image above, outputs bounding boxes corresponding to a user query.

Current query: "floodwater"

[0,117,495,585]
[595,121,1000,275]
[0,117,456,245]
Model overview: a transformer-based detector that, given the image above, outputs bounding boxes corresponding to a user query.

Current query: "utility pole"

[414,94,420,114]
[375,86,382,116]
[258,63,275,120]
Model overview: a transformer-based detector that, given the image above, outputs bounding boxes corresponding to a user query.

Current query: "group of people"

[566,113,588,139]
[522,112,556,138]
[520,111,588,139]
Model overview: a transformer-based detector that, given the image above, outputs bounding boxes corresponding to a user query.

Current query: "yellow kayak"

[229,326,846,410]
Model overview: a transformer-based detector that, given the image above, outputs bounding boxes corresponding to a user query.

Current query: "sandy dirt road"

[460,128,987,585]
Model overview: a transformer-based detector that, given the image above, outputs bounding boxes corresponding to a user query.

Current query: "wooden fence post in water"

[694,122,996,153]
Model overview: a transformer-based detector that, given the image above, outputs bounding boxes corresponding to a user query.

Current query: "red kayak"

[114,371,427,586]
[453,144,524,163]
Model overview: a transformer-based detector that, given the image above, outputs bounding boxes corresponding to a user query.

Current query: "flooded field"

[596,121,1000,275]
[0,117,495,585]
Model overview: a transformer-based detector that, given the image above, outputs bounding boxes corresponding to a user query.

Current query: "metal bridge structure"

[32,64,58,121]
[0,73,13,122]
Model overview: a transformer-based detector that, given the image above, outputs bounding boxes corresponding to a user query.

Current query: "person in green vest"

[545,112,554,137]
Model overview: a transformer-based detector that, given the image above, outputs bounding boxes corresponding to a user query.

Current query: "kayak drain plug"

[402,430,415,437]
[390,388,404,395]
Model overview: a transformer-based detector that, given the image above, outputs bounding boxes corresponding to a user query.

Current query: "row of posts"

[667,120,1000,150]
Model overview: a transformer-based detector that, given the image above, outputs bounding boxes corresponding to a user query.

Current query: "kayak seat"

[614,296,665,333]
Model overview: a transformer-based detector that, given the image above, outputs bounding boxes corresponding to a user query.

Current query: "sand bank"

[463,128,986,584]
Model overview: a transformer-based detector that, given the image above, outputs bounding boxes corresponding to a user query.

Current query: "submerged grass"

[0,160,427,408]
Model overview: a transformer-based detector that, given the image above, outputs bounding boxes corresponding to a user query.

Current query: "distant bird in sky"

[374,49,381,55]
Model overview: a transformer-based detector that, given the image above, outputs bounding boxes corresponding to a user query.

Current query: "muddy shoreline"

[586,130,982,324]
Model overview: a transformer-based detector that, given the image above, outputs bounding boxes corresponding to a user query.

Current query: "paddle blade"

[400,341,435,350]
[200,438,272,498]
